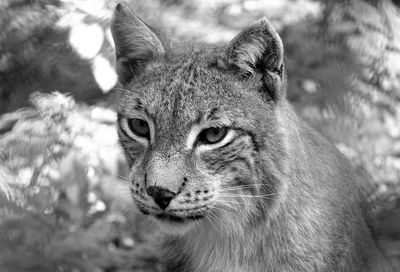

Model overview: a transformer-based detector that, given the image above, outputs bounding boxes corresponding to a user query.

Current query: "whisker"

[211,205,238,220]
[122,203,137,217]
[214,199,260,210]
[109,182,132,192]
[205,212,218,231]
[218,192,278,198]
[109,181,129,188]
[215,199,259,210]
[111,188,132,195]
[114,87,136,94]
[193,214,200,228]
[213,199,244,206]
[220,184,268,190]
[116,174,131,182]
[132,75,144,89]
[208,210,224,229]
[210,208,235,236]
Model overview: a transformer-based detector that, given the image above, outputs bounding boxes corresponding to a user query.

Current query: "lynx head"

[111,3,288,234]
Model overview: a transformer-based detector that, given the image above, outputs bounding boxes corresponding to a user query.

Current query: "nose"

[146,186,176,209]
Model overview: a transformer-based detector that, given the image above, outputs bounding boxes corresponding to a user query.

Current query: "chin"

[149,213,204,235]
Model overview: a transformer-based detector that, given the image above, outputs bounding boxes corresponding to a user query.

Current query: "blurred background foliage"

[1,0,400,271]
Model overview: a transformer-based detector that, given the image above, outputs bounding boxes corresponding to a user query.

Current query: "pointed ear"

[111,3,165,84]
[225,17,285,101]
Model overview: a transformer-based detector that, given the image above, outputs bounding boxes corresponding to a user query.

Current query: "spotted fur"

[112,3,395,272]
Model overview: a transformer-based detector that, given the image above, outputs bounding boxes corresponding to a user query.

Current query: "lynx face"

[112,4,287,234]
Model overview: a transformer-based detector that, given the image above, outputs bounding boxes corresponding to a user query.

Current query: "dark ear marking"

[224,17,285,101]
[275,64,284,79]
[115,2,123,11]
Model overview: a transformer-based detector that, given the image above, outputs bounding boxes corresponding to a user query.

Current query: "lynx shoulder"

[111,3,394,272]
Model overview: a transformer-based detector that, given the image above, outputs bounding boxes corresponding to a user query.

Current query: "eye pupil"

[128,118,150,138]
[210,128,219,136]
[199,127,228,144]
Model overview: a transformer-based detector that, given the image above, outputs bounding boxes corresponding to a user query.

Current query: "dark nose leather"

[146,186,176,209]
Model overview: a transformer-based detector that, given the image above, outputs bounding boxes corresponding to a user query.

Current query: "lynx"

[111,3,394,272]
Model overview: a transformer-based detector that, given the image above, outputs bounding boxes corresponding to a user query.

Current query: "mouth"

[135,202,208,223]
[155,213,206,223]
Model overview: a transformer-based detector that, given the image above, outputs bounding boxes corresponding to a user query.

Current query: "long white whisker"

[214,199,244,206]
[218,193,278,198]
[205,211,219,231]
[110,184,130,191]
[116,174,131,182]
[110,186,131,192]
[211,205,238,220]
[111,188,132,196]
[220,184,267,190]
[210,207,235,236]
[208,210,224,229]
[114,87,136,94]
[215,199,259,211]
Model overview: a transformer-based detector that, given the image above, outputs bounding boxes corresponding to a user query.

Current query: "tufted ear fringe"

[224,17,285,101]
[111,2,165,84]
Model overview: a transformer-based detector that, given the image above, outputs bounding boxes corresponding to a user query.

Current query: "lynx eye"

[198,127,228,144]
[127,118,150,139]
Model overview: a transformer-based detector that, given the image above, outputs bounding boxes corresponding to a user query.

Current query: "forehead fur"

[118,41,273,147]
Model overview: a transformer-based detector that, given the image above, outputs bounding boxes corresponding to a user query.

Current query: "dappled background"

[1,0,400,271]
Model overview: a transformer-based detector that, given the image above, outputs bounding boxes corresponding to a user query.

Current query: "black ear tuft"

[225,17,285,101]
[111,2,164,84]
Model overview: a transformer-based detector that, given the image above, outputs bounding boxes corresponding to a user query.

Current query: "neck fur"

[160,104,349,272]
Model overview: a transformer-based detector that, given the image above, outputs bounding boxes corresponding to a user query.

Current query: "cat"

[111,3,394,271]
